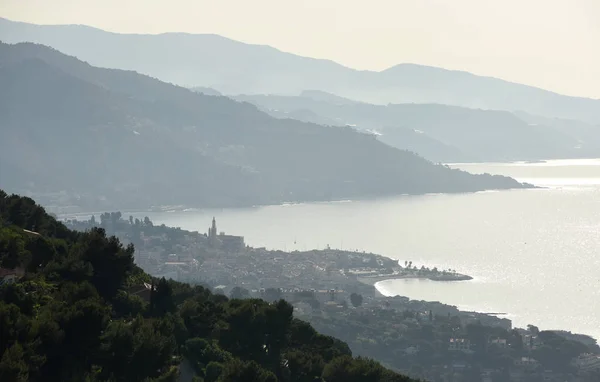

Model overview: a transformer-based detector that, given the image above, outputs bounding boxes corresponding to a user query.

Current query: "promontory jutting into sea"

[116,159,600,340]
[1,5,600,382]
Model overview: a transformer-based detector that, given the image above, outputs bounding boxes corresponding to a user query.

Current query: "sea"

[124,159,600,339]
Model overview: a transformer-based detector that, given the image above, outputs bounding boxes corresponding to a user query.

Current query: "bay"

[128,159,600,339]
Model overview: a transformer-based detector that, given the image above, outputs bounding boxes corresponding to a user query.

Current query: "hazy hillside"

[190,86,223,96]
[2,17,600,123]
[0,42,525,212]
[513,111,600,153]
[237,93,593,163]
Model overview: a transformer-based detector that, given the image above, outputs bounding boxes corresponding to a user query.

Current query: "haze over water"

[132,159,600,339]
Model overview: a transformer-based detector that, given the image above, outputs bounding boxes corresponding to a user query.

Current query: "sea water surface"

[130,159,600,339]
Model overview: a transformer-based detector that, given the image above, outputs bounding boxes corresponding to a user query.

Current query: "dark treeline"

[0,189,415,382]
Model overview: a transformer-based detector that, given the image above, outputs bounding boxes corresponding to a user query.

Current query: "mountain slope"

[513,111,600,153]
[190,86,223,96]
[236,93,592,163]
[0,42,525,212]
[0,190,416,381]
[1,17,599,123]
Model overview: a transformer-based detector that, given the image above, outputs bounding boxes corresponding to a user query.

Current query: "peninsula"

[355,264,473,285]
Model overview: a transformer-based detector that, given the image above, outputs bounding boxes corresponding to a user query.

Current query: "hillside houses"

[0,267,24,285]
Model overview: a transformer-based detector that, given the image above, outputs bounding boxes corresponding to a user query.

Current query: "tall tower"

[209,217,218,246]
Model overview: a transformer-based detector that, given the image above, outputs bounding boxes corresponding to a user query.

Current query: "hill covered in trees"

[0,189,416,381]
[0,42,526,212]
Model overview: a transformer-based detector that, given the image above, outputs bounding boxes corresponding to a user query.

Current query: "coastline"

[57,195,600,342]
[62,213,600,345]
[367,268,599,342]
[52,184,535,218]
[357,272,473,286]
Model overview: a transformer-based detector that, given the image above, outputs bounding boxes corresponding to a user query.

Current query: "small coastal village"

[59,213,600,382]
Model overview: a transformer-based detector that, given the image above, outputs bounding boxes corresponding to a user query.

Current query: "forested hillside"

[0,189,415,381]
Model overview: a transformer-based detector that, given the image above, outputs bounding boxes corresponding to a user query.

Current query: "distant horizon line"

[1,15,598,101]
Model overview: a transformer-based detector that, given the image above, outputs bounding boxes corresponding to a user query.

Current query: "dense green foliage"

[305,306,599,382]
[0,190,416,382]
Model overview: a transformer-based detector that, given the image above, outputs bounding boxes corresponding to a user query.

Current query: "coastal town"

[62,213,600,382]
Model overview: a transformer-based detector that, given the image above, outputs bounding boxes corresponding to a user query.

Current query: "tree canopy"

[0,190,415,382]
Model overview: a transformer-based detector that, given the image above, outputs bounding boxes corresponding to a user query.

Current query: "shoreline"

[367,269,599,342]
[357,272,473,286]
[60,205,599,343]
[63,214,600,343]
[53,186,536,218]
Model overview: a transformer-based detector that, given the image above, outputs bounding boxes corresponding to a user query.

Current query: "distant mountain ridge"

[0,42,525,212]
[236,92,600,163]
[190,86,222,96]
[1,17,600,123]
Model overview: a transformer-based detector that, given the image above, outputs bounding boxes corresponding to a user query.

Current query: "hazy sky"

[2,0,599,98]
